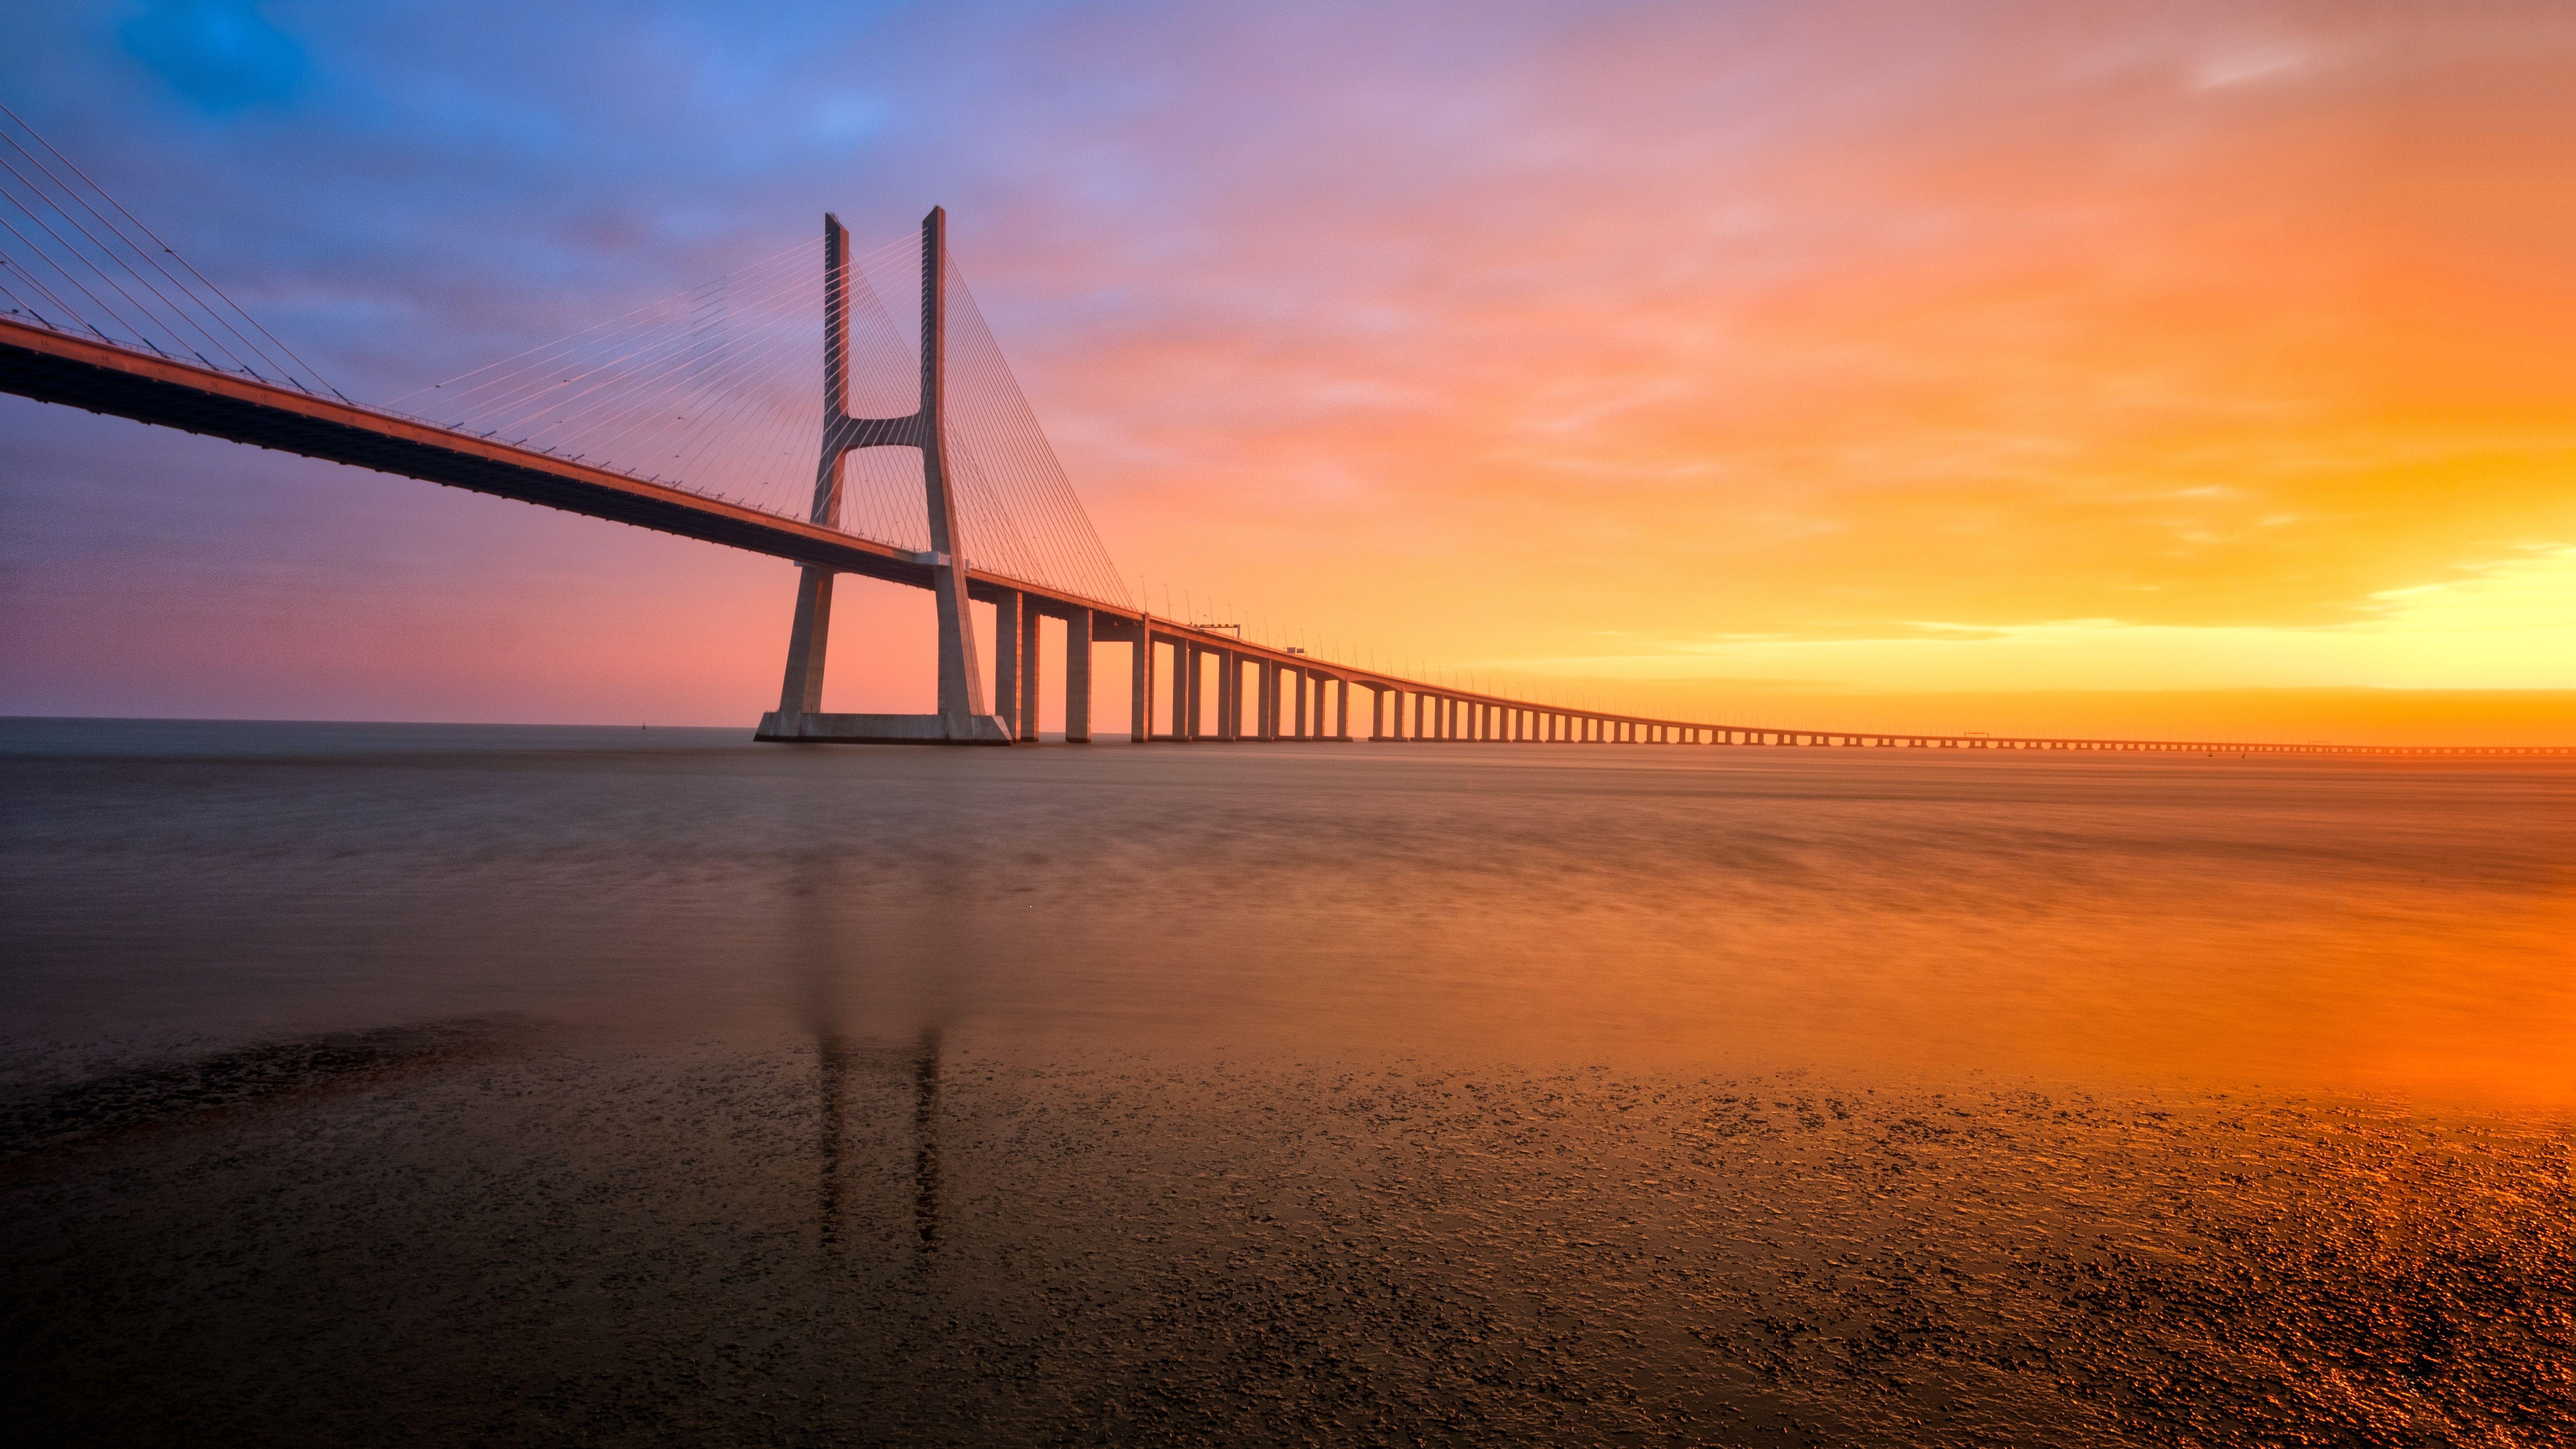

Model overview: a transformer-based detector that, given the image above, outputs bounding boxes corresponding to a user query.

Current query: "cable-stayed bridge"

[2,117,2564,758]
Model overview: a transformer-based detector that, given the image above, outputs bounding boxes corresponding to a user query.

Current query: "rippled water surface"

[3,719,2570,1445]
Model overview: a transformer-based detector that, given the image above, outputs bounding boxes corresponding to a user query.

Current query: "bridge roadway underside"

[0,316,1003,596]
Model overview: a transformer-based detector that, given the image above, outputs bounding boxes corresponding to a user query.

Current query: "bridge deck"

[7,318,2566,758]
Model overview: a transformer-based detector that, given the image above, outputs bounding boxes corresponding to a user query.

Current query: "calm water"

[3,719,2570,1445]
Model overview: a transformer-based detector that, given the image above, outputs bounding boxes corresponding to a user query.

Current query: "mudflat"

[5,720,2570,1445]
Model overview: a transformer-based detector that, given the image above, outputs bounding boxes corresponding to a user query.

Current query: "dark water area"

[2,718,2570,1446]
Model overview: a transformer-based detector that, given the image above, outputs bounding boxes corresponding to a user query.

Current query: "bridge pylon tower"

[756,208,1014,745]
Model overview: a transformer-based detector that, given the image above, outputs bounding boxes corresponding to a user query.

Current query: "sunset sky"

[4,0,2572,740]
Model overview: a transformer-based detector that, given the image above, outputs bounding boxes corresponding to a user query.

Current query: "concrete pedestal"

[755,711,1015,744]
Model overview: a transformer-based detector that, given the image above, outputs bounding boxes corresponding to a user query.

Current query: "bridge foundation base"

[754,711,1016,745]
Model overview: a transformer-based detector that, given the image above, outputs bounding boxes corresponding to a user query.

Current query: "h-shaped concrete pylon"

[762,209,1010,744]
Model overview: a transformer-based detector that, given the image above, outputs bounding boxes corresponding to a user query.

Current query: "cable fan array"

[389,224,1130,608]
[0,103,336,397]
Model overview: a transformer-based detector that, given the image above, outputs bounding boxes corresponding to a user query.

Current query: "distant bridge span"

[4,232,2568,759]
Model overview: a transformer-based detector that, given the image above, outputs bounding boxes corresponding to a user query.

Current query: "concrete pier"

[1064,607,1092,742]
[993,590,1021,730]
[1180,643,1200,741]
[1129,622,1153,743]
[1016,604,1041,742]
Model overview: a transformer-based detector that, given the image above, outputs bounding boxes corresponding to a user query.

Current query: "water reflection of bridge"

[816,1031,940,1268]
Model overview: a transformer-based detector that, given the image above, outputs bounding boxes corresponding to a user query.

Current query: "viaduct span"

[0,170,2563,759]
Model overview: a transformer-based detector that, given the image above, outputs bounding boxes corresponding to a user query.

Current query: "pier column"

[1335,679,1349,740]
[1179,643,1200,741]
[1017,605,1041,742]
[1257,660,1278,740]
[777,567,834,717]
[1294,670,1310,740]
[1064,608,1092,742]
[1130,623,1154,742]
[1219,653,1241,741]
[993,590,1022,734]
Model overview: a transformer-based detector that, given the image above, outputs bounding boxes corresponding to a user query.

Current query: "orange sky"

[993,1,2576,738]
